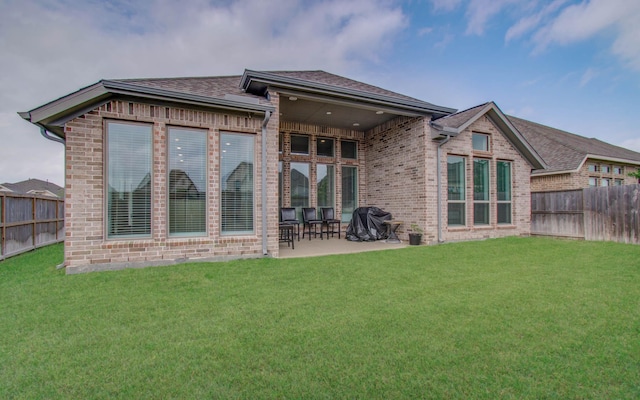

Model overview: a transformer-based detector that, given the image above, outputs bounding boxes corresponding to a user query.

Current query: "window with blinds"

[106,122,152,238]
[447,156,466,226]
[220,133,254,234]
[168,127,207,236]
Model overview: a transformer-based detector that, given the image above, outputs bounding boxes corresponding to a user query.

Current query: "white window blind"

[221,133,254,234]
[107,122,152,238]
[168,127,207,236]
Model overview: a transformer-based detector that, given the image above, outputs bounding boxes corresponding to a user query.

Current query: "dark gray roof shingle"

[508,115,640,173]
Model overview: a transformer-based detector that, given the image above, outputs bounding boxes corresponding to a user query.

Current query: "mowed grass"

[1,237,639,399]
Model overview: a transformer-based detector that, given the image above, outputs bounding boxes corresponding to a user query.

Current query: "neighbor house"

[509,116,640,192]
[0,178,64,198]
[20,70,545,273]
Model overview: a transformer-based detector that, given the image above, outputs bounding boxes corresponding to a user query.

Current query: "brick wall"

[437,115,533,242]
[63,99,278,273]
[365,116,433,242]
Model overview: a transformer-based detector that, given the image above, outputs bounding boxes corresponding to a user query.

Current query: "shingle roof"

[116,70,432,107]
[508,116,640,174]
[431,102,489,129]
[1,178,64,198]
[114,74,267,103]
[265,70,426,103]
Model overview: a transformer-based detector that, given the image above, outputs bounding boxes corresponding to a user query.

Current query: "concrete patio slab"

[278,236,408,258]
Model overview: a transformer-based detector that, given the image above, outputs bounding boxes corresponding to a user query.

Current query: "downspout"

[436,134,452,244]
[38,125,66,269]
[39,126,66,145]
[261,110,272,256]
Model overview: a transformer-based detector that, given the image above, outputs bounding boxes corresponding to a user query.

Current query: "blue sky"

[1,0,639,186]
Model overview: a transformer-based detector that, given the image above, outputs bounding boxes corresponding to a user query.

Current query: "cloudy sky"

[1,0,639,187]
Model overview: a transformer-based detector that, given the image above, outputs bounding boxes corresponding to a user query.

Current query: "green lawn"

[1,237,639,399]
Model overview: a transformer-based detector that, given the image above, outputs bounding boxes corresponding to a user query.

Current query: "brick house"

[509,116,640,192]
[20,70,544,273]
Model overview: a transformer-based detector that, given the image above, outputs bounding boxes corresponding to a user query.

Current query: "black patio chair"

[321,207,341,239]
[280,207,300,241]
[302,207,324,240]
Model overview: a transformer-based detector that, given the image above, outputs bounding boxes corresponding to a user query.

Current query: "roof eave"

[21,79,275,134]
[241,69,457,116]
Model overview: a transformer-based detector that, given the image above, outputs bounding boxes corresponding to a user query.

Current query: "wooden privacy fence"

[0,193,64,261]
[531,184,640,244]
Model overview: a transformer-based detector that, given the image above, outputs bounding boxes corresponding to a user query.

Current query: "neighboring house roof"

[508,116,640,175]
[430,102,546,170]
[1,178,64,198]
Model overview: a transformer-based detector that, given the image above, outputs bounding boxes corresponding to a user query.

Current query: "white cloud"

[531,0,640,70]
[0,0,407,186]
[429,0,463,13]
[465,0,518,35]
[505,0,568,43]
[579,67,600,87]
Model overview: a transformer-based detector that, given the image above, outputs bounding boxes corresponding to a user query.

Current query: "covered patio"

[278,236,408,258]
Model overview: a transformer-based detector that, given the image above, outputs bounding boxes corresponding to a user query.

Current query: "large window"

[317,164,335,208]
[107,121,152,238]
[291,162,310,219]
[341,166,358,222]
[497,161,512,224]
[168,127,206,236]
[473,159,490,225]
[447,156,466,226]
[221,133,254,234]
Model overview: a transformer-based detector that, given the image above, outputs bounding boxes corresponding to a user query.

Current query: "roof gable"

[431,102,546,170]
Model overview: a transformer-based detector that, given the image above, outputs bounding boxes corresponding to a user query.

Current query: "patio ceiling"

[277,90,426,132]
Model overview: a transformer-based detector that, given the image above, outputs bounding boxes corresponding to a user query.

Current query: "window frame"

[341,165,358,223]
[105,120,153,239]
[340,140,358,160]
[473,158,490,225]
[447,155,466,226]
[290,162,310,221]
[167,126,207,238]
[496,160,512,225]
[317,164,335,209]
[290,134,309,155]
[316,137,334,158]
[220,132,255,235]
[472,133,490,152]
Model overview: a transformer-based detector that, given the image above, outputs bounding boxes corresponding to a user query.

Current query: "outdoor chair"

[321,207,341,239]
[302,207,324,240]
[280,207,300,241]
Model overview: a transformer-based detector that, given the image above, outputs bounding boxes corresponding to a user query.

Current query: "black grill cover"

[345,207,392,242]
